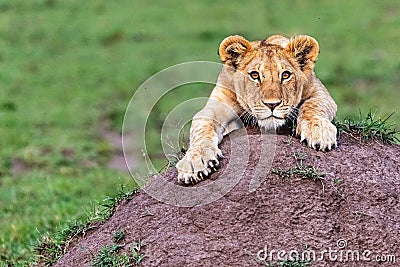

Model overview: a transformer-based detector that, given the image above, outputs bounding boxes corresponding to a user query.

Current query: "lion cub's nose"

[262,100,282,111]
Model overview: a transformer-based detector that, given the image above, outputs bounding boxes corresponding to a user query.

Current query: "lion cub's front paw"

[176,143,222,185]
[297,117,337,151]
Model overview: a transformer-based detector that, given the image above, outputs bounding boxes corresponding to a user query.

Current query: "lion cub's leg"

[176,115,223,184]
[296,88,338,151]
[176,88,240,184]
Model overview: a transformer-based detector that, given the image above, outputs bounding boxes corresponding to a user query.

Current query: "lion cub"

[177,34,337,184]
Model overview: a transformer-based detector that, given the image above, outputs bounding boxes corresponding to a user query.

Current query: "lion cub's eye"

[249,71,260,81]
[281,71,292,81]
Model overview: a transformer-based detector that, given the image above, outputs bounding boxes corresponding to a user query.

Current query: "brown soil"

[51,128,400,267]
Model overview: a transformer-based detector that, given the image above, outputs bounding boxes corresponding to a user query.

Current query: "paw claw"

[176,143,221,184]
[297,118,337,152]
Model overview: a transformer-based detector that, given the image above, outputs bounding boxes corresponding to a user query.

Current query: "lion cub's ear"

[219,35,252,68]
[285,35,319,73]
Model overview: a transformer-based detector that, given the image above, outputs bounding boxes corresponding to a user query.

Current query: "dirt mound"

[52,129,400,267]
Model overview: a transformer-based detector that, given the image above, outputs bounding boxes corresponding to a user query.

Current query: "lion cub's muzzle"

[261,100,282,111]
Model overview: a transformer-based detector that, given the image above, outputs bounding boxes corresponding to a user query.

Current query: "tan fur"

[176,34,337,184]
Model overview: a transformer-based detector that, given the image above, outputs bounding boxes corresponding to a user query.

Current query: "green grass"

[271,165,325,182]
[90,238,146,267]
[91,244,129,267]
[90,243,146,267]
[35,185,136,266]
[271,151,325,182]
[335,111,400,144]
[0,0,398,266]
[113,229,126,244]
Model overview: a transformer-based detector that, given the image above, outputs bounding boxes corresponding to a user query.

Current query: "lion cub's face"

[219,34,319,130]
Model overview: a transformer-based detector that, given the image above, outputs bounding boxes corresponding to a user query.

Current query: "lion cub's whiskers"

[240,110,258,126]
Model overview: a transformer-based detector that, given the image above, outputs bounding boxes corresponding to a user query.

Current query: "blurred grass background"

[0,0,398,265]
